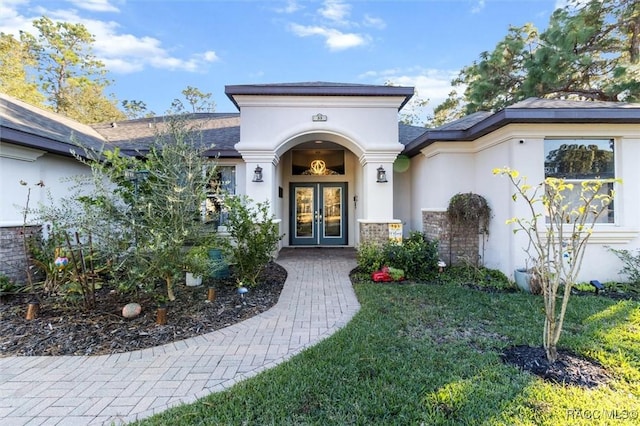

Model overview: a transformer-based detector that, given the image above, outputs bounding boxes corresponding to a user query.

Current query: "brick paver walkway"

[0,248,359,425]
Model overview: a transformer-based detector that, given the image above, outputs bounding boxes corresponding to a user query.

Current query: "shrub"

[356,232,439,280]
[356,241,384,273]
[384,231,439,280]
[221,196,282,287]
[446,192,491,235]
[0,274,17,295]
[609,248,640,285]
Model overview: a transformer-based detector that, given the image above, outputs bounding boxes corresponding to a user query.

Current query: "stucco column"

[237,151,280,214]
[360,154,397,220]
[356,157,400,246]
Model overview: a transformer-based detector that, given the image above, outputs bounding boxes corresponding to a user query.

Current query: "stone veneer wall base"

[422,210,481,266]
[0,225,41,284]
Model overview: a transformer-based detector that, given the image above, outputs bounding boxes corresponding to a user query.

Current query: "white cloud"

[319,0,350,23]
[471,0,486,14]
[275,0,301,14]
[289,23,367,51]
[288,1,382,51]
[67,0,120,13]
[0,2,219,74]
[200,51,218,62]
[363,14,385,29]
[361,67,460,120]
[0,0,33,35]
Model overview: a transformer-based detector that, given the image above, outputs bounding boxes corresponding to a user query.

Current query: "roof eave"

[225,84,414,111]
[404,107,640,157]
[0,127,93,159]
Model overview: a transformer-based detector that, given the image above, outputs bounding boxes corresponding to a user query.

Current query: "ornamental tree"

[493,167,619,363]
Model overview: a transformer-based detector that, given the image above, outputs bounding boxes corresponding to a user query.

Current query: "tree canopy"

[20,17,125,124]
[0,33,45,105]
[430,0,640,127]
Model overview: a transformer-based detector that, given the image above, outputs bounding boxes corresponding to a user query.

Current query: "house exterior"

[2,84,639,284]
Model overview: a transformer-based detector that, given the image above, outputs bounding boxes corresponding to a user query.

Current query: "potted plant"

[184,245,212,287]
[513,266,542,294]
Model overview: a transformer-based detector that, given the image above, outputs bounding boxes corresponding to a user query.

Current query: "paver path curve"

[0,248,359,425]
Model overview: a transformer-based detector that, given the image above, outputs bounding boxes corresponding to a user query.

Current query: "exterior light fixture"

[252,165,263,182]
[124,169,150,197]
[124,169,150,182]
[376,165,387,183]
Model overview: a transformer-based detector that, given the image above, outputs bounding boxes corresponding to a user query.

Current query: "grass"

[136,279,640,425]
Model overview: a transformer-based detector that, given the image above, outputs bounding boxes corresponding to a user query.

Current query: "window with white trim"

[205,165,236,227]
[544,138,615,223]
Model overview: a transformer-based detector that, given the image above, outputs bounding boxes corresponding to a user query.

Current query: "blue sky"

[1,0,568,121]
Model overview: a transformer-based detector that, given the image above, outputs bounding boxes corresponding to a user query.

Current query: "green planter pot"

[208,248,230,278]
[514,268,532,293]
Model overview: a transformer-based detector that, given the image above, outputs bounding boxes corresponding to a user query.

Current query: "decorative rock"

[122,303,142,318]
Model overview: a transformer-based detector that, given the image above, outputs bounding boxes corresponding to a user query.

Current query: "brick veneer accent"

[422,210,480,266]
[359,222,393,246]
[0,225,40,284]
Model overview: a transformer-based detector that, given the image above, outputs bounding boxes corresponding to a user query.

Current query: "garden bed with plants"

[2,117,286,357]
[0,262,286,356]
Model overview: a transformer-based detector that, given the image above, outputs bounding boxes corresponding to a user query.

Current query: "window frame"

[543,137,617,225]
[205,164,236,229]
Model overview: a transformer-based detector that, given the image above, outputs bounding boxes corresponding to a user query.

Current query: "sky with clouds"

[1,0,567,121]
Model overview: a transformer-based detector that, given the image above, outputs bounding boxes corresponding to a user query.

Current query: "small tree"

[61,113,218,302]
[494,167,619,362]
[122,114,217,301]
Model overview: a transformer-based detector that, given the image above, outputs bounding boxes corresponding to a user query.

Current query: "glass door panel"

[290,183,347,245]
[322,186,342,240]
[295,186,314,240]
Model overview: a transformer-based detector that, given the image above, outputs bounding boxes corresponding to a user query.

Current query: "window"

[544,138,615,223]
[292,149,345,175]
[205,165,236,227]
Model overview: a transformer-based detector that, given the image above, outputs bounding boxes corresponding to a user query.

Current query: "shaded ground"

[0,262,286,356]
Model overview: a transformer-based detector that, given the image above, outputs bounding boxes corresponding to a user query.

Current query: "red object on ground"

[371,270,393,282]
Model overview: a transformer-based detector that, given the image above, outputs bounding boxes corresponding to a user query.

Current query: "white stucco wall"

[0,143,92,227]
[232,94,407,245]
[415,124,640,283]
[393,166,412,237]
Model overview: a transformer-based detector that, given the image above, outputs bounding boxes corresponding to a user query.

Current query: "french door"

[290,183,347,245]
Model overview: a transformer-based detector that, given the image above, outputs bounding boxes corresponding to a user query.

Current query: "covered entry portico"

[224,82,414,247]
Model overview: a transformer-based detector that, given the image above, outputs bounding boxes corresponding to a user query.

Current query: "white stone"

[122,303,142,318]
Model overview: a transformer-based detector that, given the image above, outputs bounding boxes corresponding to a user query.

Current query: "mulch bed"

[0,262,286,356]
[501,345,611,388]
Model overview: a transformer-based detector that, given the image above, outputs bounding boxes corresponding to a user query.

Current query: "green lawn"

[136,281,640,425]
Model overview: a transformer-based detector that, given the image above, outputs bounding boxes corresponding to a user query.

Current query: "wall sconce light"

[376,165,387,183]
[124,169,150,181]
[252,165,263,182]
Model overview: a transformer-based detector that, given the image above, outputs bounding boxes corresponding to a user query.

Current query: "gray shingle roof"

[433,111,493,131]
[93,113,241,157]
[399,123,428,146]
[509,97,640,109]
[0,93,108,157]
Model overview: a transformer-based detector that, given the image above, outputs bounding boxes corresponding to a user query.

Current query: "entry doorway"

[290,183,347,245]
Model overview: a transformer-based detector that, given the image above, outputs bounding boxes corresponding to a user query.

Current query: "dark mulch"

[0,262,286,356]
[501,345,611,388]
